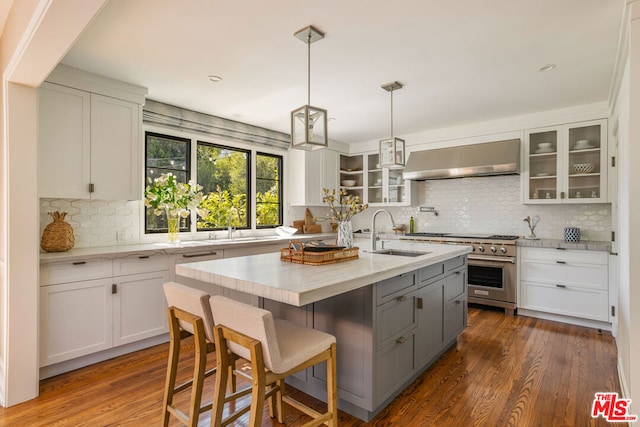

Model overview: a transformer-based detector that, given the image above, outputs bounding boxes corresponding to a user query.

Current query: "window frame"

[255,151,283,229]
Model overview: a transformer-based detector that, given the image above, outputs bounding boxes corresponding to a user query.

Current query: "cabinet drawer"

[376,272,416,305]
[521,247,608,265]
[40,259,112,286]
[376,330,415,405]
[521,260,607,290]
[444,295,467,340]
[522,282,609,322]
[377,291,417,346]
[418,263,444,286]
[445,270,466,301]
[445,255,466,272]
[113,254,170,276]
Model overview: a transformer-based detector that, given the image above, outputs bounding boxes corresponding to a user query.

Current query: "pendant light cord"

[390,89,394,137]
[307,33,311,105]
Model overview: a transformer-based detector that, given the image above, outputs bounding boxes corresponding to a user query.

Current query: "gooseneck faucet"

[228,207,240,239]
[371,209,396,251]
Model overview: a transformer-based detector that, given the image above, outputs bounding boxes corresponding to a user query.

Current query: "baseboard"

[617,356,631,399]
[39,334,169,380]
[517,309,612,331]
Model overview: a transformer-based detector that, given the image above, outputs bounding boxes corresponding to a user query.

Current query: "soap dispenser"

[409,216,415,234]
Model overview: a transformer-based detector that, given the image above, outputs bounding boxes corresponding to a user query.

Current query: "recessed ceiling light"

[537,64,556,72]
[208,75,223,83]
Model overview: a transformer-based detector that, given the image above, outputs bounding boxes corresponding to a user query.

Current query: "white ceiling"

[61,0,625,144]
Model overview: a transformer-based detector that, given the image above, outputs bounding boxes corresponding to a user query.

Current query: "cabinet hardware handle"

[89,183,95,193]
[138,255,150,259]
[112,284,117,294]
[182,251,217,258]
[72,261,86,265]
[417,297,423,309]
[556,247,567,250]
[396,295,407,302]
[556,260,566,264]
[396,336,407,344]
[455,299,463,304]
[556,284,566,288]
[560,191,565,199]
[455,271,461,275]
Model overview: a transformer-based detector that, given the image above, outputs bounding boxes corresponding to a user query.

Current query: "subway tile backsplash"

[42,175,612,248]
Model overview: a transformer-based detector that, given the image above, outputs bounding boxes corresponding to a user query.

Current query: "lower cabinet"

[40,255,171,367]
[264,255,468,421]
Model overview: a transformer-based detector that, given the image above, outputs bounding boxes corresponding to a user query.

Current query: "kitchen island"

[176,244,471,421]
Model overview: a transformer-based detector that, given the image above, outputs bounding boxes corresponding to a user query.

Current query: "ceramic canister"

[564,227,581,243]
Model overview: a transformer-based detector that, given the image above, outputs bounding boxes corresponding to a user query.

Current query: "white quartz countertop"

[176,243,471,307]
[39,233,337,264]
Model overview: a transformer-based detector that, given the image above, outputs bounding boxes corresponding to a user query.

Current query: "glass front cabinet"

[524,119,607,204]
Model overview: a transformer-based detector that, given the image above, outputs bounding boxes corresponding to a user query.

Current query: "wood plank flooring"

[0,306,621,426]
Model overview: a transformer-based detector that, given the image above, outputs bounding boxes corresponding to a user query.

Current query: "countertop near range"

[517,238,611,252]
[39,233,337,264]
[176,243,471,306]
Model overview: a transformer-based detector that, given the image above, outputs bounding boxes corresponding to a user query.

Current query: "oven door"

[467,255,516,305]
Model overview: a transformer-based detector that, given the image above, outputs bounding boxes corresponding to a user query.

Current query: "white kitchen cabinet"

[38,71,145,200]
[288,148,339,206]
[40,254,170,367]
[519,247,609,322]
[524,119,607,204]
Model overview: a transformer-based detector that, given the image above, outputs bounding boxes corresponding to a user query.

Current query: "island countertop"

[175,243,471,306]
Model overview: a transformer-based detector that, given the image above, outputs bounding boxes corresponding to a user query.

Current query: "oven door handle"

[468,255,516,264]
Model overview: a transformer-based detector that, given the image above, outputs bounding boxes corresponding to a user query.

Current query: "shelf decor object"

[379,81,405,167]
[291,25,328,151]
[40,211,75,252]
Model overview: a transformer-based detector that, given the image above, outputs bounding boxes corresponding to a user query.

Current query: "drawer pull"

[72,261,86,266]
[182,251,217,258]
[396,336,407,344]
[112,284,117,294]
[556,261,567,264]
[455,299,463,305]
[556,247,567,251]
[396,295,407,302]
[416,297,423,309]
[455,271,461,275]
[556,284,567,288]
[138,255,150,259]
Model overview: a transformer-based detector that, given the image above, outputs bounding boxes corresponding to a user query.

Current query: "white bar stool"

[209,295,338,427]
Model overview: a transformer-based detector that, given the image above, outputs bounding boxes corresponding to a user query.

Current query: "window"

[196,142,250,231]
[145,132,191,233]
[256,152,283,227]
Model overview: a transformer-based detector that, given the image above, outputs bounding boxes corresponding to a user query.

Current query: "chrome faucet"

[371,209,396,251]
[228,207,240,239]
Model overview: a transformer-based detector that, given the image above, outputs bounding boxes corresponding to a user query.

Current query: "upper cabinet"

[339,153,413,206]
[38,65,147,200]
[288,148,339,206]
[524,119,607,204]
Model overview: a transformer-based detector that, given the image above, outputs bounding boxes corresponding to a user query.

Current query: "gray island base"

[176,244,470,421]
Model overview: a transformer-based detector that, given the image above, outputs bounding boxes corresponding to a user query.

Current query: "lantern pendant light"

[291,25,328,150]
[379,81,405,167]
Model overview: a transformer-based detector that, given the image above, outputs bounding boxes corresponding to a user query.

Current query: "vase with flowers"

[144,173,209,243]
[322,188,368,248]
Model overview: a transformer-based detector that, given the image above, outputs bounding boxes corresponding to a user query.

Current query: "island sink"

[371,249,431,257]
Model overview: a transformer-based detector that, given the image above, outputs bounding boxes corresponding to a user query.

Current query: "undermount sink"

[372,249,431,257]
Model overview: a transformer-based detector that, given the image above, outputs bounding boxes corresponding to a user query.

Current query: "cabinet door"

[90,94,141,200]
[113,270,170,346]
[40,278,113,366]
[415,279,444,366]
[444,295,466,342]
[525,126,562,202]
[38,82,91,199]
[375,330,415,405]
[564,119,607,203]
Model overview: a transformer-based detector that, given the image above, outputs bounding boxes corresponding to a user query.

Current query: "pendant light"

[291,26,328,150]
[379,81,405,167]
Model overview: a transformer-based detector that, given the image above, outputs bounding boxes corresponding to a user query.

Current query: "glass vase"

[167,212,180,243]
[337,220,353,248]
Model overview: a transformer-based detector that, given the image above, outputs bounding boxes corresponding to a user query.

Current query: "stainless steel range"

[401,233,519,314]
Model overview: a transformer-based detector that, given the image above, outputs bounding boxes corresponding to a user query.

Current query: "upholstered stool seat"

[162,282,235,427]
[210,295,338,427]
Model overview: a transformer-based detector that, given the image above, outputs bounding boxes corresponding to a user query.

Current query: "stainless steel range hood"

[402,139,521,180]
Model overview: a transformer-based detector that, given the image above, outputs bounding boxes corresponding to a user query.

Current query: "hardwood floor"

[0,306,621,426]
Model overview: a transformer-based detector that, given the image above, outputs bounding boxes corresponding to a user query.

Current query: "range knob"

[500,247,508,254]
[471,245,476,252]
[477,245,485,252]
[490,246,497,253]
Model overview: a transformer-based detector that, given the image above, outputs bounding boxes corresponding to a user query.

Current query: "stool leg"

[327,343,338,427]
[162,312,181,427]
[211,328,230,427]
[187,329,208,427]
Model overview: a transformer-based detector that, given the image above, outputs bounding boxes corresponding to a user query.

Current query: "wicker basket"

[280,241,359,266]
[41,211,75,252]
